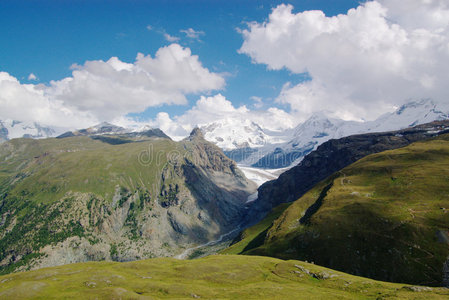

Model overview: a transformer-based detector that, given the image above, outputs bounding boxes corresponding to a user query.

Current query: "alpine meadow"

[1,0,449,299]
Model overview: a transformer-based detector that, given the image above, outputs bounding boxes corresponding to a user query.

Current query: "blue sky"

[1,0,448,138]
[0,0,360,119]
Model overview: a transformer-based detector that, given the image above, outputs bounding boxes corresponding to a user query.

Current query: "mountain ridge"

[246,120,449,226]
[0,128,256,274]
[198,99,449,169]
[236,132,449,286]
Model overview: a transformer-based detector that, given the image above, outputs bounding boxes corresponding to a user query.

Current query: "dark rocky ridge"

[246,120,449,224]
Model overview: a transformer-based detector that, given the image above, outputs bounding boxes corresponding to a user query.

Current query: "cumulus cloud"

[46,44,225,121]
[27,73,37,81]
[0,44,224,129]
[180,28,205,41]
[239,0,449,121]
[0,72,96,128]
[151,94,295,139]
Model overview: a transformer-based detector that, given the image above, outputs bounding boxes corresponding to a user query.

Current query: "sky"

[1,0,449,139]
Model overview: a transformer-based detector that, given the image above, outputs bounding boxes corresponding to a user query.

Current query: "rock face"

[443,259,449,288]
[0,128,256,273]
[247,120,449,223]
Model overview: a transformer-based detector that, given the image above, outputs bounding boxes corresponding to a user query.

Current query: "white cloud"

[0,72,96,128]
[163,33,179,42]
[27,73,37,81]
[239,1,449,121]
[46,44,225,121]
[180,28,205,40]
[0,44,224,129]
[147,25,180,42]
[250,96,263,108]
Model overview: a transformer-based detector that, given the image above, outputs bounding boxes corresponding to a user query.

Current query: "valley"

[1,120,449,298]
[2,1,449,298]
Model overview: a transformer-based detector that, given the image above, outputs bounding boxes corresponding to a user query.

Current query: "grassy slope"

[236,134,449,286]
[220,203,291,255]
[0,136,184,273]
[0,255,448,299]
[0,136,181,204]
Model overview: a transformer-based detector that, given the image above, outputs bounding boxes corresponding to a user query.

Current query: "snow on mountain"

[0,120,167,143]
[254,99,449,168]
[196,99,449,170]
[84,122,129,135]
[199,118,288,150]
[133,124,153,132]
[238,165,290,187]
[363,99,449,133]
[0,119,56,141]
[56,122,129,138]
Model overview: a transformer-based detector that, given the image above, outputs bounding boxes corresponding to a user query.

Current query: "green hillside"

[0,132,256,274]
[230,134,449,286]
[220,203,291,255]
[0,136,178,204]
[0,255,448,299]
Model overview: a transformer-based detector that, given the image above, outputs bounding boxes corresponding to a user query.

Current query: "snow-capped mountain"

[253,99,449,168]
[199,118,289,150]
[0,119,56,142]
[198,99,449,169]
[0,120,165,142]
[56,122,170,140]
[250,114,353,168]
[57,122,129,138]
[364,99,449,133]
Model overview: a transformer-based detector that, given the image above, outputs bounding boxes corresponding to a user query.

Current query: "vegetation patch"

[0,255,448,299]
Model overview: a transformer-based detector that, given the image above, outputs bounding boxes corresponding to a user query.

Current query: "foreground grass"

[0,255,448,299]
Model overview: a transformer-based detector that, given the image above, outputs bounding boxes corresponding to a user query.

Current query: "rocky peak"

[89,122,127,134]
[188,127,205,140]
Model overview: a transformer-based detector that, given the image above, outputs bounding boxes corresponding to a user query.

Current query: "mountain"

[367,99,449,133]
[199,118,288,150]
[57,122,170,142]
[0,120,169,143]
[252,113,353,168]
[253,99,449,168]
[199,118,290,167]
[1,255,448,299]
[197,99,449,169]
[248,120,449,224]
[0,127,256,274]
[235,132,449,286]
[57,122,129,138]
[0,120,56,142]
